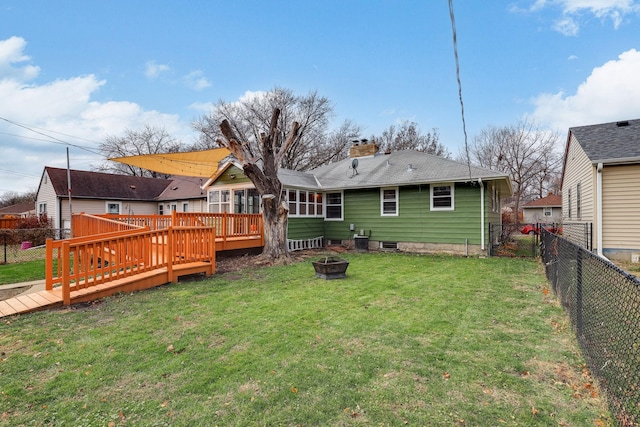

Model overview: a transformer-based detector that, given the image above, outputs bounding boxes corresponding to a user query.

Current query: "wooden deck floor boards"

[0,261,213,319]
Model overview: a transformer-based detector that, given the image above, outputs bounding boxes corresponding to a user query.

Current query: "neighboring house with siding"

[35,167,206,230]
[204,143,512,255]
[561,118,640,261]
[0,201,36,218]
[522,194,562,224]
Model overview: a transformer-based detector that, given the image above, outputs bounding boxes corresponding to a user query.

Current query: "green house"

[204,144,512,256]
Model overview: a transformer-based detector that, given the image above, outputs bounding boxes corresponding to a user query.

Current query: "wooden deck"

[0,261,213,318]
[0,212,264,319]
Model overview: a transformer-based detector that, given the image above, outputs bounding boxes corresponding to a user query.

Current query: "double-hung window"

[430,183,454,211]
[381,187,398,216]
[208,189,231,213]
[325,192,343,220]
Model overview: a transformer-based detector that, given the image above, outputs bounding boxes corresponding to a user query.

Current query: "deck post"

[45,238,53,291]
[209,227,216,275]
[222,213,228,251]
[167,227,175,283]
[61,241,71,305]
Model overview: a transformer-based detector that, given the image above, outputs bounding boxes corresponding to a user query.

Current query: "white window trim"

[380,187,399,216]
[324,191,344,221]
[286,188,324,218]
[105,201,121,214]
[430,183,455,211]
[543,207,552,216]
[208,183,262,214]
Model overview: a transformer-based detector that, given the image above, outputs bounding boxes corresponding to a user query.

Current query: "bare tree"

[462,119,561,223]
[372,121,449,158]
[217,108,299,263]
[96,125,183,178]
[0,190,36,208]
[192,87,357,171]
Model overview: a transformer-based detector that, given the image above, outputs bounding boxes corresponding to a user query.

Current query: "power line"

[448,0,472,180]
[0,116,103,156]
[0,168,40,178]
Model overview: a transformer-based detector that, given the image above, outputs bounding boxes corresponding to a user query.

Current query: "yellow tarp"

[110,148,231,178]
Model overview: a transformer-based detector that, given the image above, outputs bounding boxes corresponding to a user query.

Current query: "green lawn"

[0,258,46,285]
[0,253,612,426]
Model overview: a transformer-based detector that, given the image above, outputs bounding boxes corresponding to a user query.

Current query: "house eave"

[591,156,640,166]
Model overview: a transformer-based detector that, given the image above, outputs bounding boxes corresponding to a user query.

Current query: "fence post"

[576,246,583,337]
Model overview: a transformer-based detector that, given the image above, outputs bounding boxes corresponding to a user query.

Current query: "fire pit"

[312,257,349,280]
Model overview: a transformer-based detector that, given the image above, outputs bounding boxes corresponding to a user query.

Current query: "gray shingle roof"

[157,176,206,200]
[307,150,510,191]
[570,118,640,163]
[278,168,320,190]
[46,167,173,200]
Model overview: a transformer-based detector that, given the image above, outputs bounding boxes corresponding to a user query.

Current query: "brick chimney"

[349,139,379,158]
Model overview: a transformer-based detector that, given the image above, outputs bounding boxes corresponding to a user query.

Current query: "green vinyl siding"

[287,217,325,240]
[323,183,488,245]
[211,166,251,186]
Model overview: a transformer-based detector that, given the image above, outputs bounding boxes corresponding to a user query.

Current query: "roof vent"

[129,185,136,190]
[407,164,414,172]
[617,120,629,127]
[386,159,391,167]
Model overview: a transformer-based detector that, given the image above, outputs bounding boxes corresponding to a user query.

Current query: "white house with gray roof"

[561,118,640,261]
[204,143,512,255]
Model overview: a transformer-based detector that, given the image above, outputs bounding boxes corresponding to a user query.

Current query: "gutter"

[596,163,605,258]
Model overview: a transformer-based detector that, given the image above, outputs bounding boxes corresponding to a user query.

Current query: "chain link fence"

[541,229,640,426]
[489,223,539,257]
[0,228,68,264]
[560,222,593,251]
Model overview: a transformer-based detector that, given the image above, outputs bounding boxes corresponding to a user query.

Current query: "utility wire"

[448,0,472,180]
[0,116,103,156]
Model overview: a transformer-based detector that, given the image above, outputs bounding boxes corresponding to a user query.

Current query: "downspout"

[478,178,485,251]
[596,163,604,258]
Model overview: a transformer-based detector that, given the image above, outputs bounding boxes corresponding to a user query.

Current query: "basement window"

[380,241,398,250]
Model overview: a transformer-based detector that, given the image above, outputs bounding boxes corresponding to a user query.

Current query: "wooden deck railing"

[46,226,216,305]
[80,212,264,243]
[94,214,173,231]
[72,213,146,237]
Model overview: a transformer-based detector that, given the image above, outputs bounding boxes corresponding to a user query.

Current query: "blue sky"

[1,0,640,195]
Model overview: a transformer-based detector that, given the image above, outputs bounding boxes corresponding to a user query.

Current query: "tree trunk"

[260,194,289,260]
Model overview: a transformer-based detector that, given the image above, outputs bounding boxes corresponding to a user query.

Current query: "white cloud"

[188,101,215,112]
[531,48,640,130]
[0,37,194,195]
[0,36,40,81]
[518,0,639,33]
[183,70,211,91]
[145,60,170,79]
[553,17,580,35]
